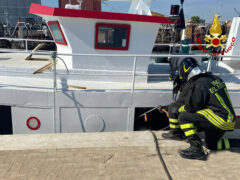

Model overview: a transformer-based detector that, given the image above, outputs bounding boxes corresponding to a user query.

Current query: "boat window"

[48,21,67,46]
[95,23,130,50]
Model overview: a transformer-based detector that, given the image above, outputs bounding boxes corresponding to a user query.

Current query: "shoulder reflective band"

[215,93,234,123]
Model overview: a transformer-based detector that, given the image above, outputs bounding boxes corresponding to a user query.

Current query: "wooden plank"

[33,62,54,74]
[68,85,87,89]
[24,43,45,60]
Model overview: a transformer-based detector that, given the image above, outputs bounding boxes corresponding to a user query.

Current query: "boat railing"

[154,43,226,54]
[0,49,238,93]
[45,52,240,92]
[0,37,216,54]
[0,37,54,52]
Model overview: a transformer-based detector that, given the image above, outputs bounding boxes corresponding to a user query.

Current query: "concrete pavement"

[0,131,239,180]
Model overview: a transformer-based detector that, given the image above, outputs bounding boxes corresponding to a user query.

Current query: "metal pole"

[189,45,192,53]
[169,45,172,54]
[132,56,137,92]
[207,56,212,72]
[25,39,28,52]
[51,51,57,133]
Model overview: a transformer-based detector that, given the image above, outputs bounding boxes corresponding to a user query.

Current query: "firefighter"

[163,57,236,160]
[161,68,191,141]
[161,57,196,141]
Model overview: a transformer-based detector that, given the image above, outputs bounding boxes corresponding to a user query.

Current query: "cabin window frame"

[95,23,131,50]
[48,21,68,46]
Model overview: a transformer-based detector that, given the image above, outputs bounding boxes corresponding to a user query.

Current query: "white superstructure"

[0,3,239,135]
[224,17,240,60]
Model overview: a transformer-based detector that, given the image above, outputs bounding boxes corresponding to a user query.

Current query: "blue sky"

[41,0,58,7]
[41,0,239,23]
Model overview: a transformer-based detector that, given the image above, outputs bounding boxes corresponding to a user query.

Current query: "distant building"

[151,12,173,43]
[0,0,42,27]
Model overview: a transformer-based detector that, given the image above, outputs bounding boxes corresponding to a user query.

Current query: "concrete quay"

[0,131,239,180]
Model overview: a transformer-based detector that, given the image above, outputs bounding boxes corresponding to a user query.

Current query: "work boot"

[162,129,186,141]
[179,135,207,160]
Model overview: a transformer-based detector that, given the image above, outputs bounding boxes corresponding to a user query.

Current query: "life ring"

[26,116,41,130]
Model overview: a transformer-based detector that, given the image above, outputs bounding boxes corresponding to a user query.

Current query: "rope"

[150,131,172,180]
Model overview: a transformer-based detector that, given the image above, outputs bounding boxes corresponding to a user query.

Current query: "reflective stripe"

[180,123,195,129]
[217,139,222,150]
[178,105,186,113]
[215,93,233,123]
[197,111,228,130]
[170,124,180,129]
[184,129,196,136]
[199,110,233,130]
[169,118,179,123]
[204,109,235,129]
[223,138,230,149]
[224,88,233,107]
[197,109,235,130]
[217,138,230,150]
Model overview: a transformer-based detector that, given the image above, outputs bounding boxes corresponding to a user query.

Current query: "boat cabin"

[29,3,172,77]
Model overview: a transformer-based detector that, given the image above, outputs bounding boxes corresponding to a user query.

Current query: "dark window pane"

[96,24,130,50]
[49,24,65,43]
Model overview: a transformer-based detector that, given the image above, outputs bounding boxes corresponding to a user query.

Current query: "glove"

[156,105,169,118]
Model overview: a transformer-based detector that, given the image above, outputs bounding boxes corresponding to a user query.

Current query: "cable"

[150,131,172,180]
[56,56,69,74]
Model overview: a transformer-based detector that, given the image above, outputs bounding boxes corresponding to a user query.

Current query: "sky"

[41,0,58,7]
[41,0,240,23]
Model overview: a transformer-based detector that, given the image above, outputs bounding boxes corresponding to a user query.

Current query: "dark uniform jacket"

[168,81,192,114]
[181,73,236,130]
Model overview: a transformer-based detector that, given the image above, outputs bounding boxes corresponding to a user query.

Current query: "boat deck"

[0,53,240,92]
[0,131,239,180]
[0,52,171,92]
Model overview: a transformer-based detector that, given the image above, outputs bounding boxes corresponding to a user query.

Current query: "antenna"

[233,8,240,17]
[77,0,83,6]
[180,0,184,6]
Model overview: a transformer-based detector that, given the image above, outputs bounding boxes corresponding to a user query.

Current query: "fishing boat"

[0,0,239,134]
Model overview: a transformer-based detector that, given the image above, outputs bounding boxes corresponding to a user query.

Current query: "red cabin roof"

[29,3,173,24]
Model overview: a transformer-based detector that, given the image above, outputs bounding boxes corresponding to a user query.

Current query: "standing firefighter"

[162,57,236,160]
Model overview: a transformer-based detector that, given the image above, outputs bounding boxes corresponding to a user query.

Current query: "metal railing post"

[51,51,57,133]
[207,56,212,72]
[132,56,137,92]
[25,39,28,52]
[169,45,172,54]
[189,45,192,53]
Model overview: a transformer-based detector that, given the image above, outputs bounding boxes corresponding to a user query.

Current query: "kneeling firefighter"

[162,57,236,160]
[161,66,191,140]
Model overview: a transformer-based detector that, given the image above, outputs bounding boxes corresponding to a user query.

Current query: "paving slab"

[0,131,239,180]
[155,131,240,180]
[0,132,167,180]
